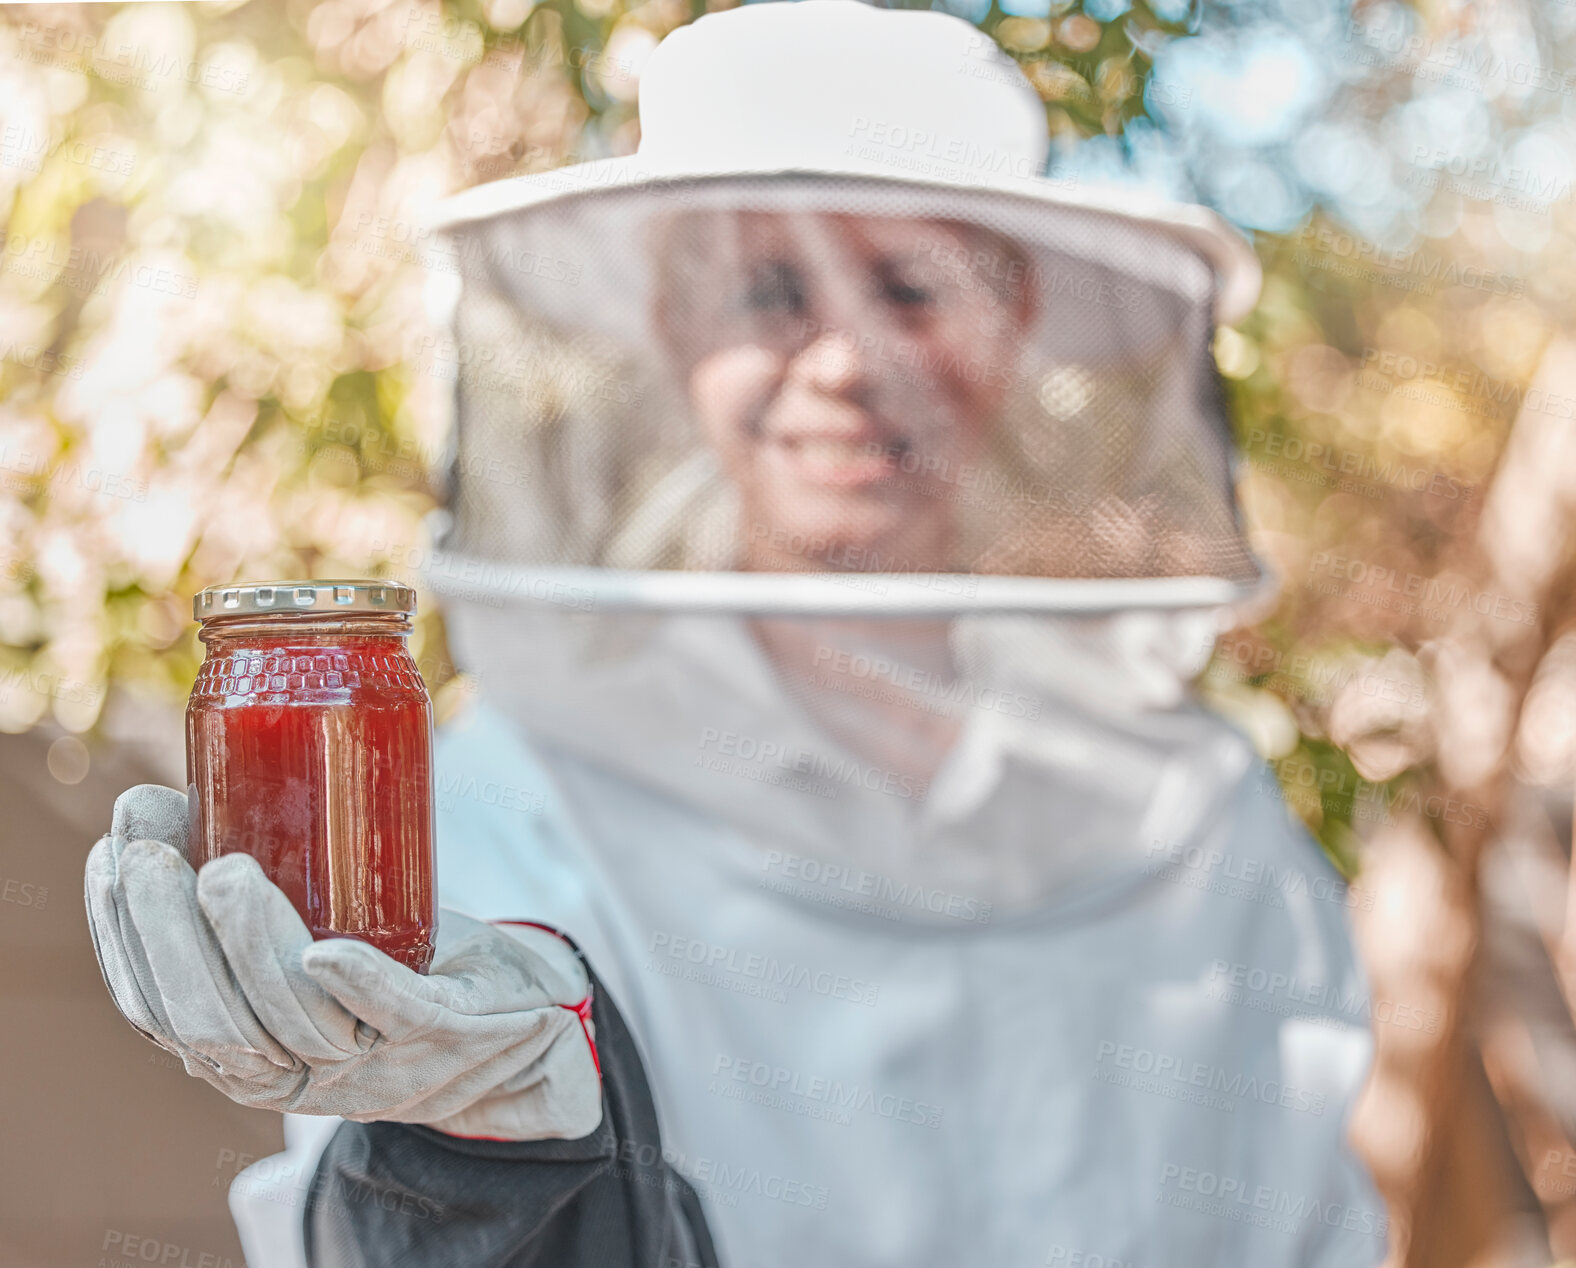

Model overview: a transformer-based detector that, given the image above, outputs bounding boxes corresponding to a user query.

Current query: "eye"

[742,260,807,315]
[872,267,933,310]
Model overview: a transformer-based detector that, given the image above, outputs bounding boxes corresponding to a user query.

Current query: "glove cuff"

[424,920,603,1144]
[491,920,601,1080]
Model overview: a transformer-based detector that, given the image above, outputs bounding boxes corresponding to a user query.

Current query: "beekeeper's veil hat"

[422,0,1265,617]
[421,1,1270,919]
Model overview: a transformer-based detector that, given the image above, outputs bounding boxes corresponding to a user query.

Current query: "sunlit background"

[4,0,1576,1264]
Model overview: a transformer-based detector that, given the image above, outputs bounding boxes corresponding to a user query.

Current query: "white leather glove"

[84,784,603,1141]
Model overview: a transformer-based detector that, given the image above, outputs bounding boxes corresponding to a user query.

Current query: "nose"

[786,330,871,400]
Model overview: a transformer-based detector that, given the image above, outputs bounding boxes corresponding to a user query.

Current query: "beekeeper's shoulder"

[1217,744,1374,1018]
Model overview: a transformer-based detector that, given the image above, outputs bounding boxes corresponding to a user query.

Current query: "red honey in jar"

[187,581,436,973]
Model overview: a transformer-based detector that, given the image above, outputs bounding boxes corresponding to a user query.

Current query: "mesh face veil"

[428,175,1264,615]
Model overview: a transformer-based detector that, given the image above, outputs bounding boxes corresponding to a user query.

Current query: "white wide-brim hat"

[431,0,1260,325]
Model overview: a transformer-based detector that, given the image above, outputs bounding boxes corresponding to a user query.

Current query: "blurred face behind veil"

[651,209,1042,785]
[652,209,1036,578]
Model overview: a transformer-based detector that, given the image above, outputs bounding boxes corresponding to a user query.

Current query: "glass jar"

[187,581,437,973]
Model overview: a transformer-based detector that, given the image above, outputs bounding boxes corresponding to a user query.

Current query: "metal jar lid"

[194,580,416,622]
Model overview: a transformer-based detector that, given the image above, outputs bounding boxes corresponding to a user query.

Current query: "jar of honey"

[187,581,436,973]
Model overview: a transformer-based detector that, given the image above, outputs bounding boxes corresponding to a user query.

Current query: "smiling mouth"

[770,434,911,487]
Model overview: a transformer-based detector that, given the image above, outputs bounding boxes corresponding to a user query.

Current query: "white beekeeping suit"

[231,3,1386,1264]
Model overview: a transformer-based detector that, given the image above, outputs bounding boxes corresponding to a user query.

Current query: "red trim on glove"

[491,920,602,1079]
[564,991,601,1079]
[435,920,603,1144]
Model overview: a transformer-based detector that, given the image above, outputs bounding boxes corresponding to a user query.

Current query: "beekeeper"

[84,4,1388,1266]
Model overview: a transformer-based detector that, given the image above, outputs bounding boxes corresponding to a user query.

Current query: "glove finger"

[434,928,573,1014]
[424,1009,602,1141]
[351,1007,579,1129]
[484,922,589,1005]
[174,1042,310,1113]
[300,938,447,1044]
[84,834,184,1051]
[119,839,299,1080]
[197,853,367,1060]
[89,832,235,1079]
[112,784,190,860]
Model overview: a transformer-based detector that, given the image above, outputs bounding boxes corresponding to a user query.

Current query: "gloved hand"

[84,784,603,1141]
